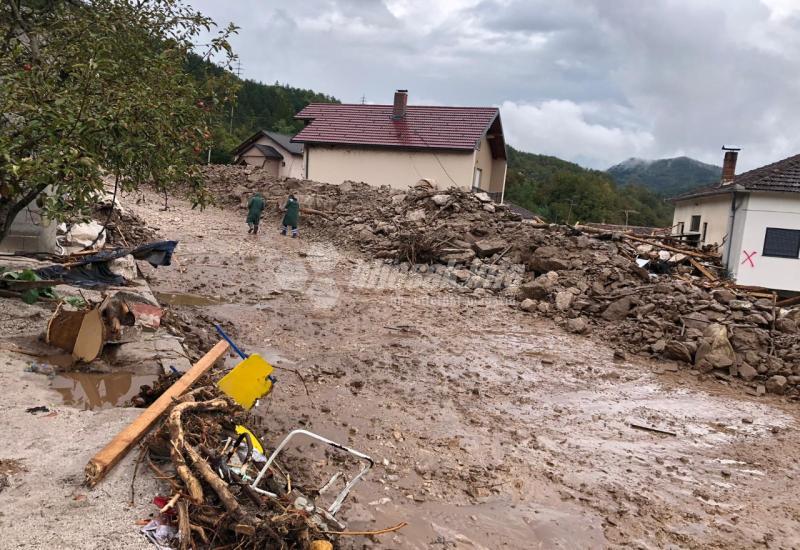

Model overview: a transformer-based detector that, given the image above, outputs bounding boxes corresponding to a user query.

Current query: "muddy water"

[50,372,156,410]
[154,291,224,306]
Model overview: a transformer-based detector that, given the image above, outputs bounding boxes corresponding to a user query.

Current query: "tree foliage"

[183,54,339,163]
[505,146,674,227]
[0,0,238,241]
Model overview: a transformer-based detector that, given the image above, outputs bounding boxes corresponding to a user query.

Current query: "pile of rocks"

[200,165,800,396]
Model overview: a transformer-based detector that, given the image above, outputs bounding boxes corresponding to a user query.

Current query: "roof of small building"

[232,130,304,159]
[672,152,800,202]
[253,144,283,159]
[292,103,505,157]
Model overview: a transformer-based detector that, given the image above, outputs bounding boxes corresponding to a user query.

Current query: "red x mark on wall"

[742,250,757,267]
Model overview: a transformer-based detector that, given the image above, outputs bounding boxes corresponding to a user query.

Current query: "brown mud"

[129,192,800,549]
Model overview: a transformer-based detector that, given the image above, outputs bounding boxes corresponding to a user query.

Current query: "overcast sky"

[189,0,800,171]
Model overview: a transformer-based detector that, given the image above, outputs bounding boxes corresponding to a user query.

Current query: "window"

[701,222,708,243]
[763,228,800,258]
[690,215,701,232]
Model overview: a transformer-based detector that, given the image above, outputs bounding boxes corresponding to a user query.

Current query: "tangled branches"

[140,386,331,549]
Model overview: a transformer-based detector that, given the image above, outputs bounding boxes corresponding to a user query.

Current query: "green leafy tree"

[0,0,238,241]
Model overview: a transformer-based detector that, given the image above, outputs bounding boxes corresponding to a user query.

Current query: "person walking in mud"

[280,194,300,238]
[246,192,266,234]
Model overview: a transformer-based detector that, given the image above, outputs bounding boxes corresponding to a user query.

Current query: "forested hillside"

[185,54,338,162]
[505,147,674,227]
[607,156,721,196]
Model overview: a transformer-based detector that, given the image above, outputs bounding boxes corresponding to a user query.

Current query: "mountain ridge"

[607,156,721,196]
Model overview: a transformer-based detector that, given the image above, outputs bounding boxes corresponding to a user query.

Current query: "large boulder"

[567,317,589,334]
[738,363,758,381]
[555,291,574,311]
[527,246,571,273]
[602,296,634,321]
[472,238,508,258]
[694,323,736,373]
[664,341,692,363]
[766,375,788,394]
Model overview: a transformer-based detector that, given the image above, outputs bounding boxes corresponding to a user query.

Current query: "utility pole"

[360,94,366,104]
[622,209,638,229]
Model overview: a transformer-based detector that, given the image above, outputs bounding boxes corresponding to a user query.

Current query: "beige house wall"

[671,194,731,247]
[240,135,304,179]
[473,136,494,191]
[305,145,477,190]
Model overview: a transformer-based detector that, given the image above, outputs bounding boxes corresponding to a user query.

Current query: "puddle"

[50,372,156,410]
[154,291,224,306]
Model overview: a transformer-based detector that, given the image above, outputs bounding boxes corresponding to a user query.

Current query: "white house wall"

[671,194,732,248]
[304,145,476,190]
[729,192,800,292]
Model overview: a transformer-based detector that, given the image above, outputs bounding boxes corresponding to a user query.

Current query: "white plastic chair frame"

[250,429,374,516]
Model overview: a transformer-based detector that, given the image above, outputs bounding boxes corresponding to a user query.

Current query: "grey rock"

[602,296,634,321]
[567,317,589,334]
[694,323,736,373]
[555,291,574,312]
[472,238,508,258]
[766,375,788,394]
[664,341,692,363]
[738,363,758,381]
[520,298,537,312]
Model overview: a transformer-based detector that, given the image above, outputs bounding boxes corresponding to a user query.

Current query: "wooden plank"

[623,234,713,259]
[776,295,800,308]
[688,257,718,282]
[84,339,230,487]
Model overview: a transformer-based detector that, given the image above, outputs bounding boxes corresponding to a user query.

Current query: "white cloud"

[500,100,655,169]
[188,0,800,171]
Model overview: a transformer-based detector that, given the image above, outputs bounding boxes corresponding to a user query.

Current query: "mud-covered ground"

[118,191,800,549]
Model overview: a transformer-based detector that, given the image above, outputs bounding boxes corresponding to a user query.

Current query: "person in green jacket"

[246,192,266,234]
[281,194,300,238]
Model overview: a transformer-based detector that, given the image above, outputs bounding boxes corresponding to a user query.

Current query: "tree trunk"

[0,184,49,244]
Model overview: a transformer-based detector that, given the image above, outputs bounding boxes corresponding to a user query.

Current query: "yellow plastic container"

[217,353,274,410]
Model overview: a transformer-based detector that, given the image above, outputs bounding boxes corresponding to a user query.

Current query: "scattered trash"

[25,406,50,414]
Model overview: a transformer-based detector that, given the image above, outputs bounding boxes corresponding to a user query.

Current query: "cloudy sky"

[189,0,800,171]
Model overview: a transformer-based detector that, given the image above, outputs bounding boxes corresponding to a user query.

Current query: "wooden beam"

[688,257,718,281]
[623,234,713,259]
[777,295,800,308]
[84,339,230,487]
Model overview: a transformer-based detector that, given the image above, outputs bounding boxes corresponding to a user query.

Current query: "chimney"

[721,146,740,186]
[392,89,408,120]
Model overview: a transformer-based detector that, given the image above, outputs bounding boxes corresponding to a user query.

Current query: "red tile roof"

[292,103,501,152]
[672,152,800,201]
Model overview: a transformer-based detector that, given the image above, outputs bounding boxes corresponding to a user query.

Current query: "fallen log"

[84,339,230,487]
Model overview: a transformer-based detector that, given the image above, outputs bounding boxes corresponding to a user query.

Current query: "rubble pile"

[200,165,800,396]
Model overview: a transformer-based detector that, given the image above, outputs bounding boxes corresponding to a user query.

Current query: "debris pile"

[199,165,800,396]
[139,385,334,549]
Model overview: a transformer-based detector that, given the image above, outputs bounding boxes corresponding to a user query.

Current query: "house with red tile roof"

[291,90,507,199]
[671,149,800,292]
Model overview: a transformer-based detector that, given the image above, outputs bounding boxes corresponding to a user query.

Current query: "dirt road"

[126,193,800,549]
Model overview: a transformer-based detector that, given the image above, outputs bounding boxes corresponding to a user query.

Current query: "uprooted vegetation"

[196,165,800,397]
